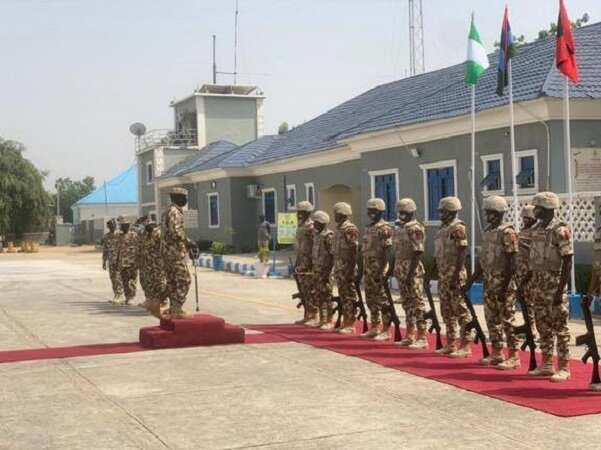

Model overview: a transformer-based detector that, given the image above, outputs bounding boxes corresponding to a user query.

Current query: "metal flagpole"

[470,84,476,274]
[563,77,576,293]
[508,60,519,229]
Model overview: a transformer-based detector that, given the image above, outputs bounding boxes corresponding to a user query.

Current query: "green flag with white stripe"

[465,13,489,85]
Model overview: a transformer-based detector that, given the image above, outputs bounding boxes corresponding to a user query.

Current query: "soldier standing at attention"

[466,196,520,369]
[361,198,393,340]
[312,211,335,330]
[294,201,317,325]
[586,223,601,391]
[162,187,197,320]
[139,219,168,318]
[102,219,123,303]
[528,192,573,382]
[516,205,538,337]
[433,196,472,358]
[116,217,139,305]
[388,198,428,349]
[332,202,360,334]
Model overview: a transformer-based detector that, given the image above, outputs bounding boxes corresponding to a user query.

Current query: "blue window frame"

[485,159,501,191]
[263,190,276,224]
[374,173,397,222]
[208,193,219,228]
[517,155,535,188]
[427,166,455,221]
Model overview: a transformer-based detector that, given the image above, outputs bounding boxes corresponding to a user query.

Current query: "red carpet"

[247,323,601,417]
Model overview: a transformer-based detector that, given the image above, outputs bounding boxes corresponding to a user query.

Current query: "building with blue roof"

[146,23,601,259]
[72,165,138,227]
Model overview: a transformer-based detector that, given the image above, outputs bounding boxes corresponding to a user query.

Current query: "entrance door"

[374,174,397,222]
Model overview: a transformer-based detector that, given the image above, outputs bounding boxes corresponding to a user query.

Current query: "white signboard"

[573,148,601,192]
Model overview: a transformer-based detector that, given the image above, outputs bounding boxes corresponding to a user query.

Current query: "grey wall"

[138,151,155,205]
[205,97,257,146]
[163,148,197,172]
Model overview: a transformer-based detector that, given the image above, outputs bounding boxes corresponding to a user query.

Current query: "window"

[207,193,219,228]
[369,169,399,222]
[305,183,315,207]
[420,160,457,223]
[286,184,297,210]
[262,188,277,224]
[146,162,153,184]
[516,149,538,193]
[480,154,504,194]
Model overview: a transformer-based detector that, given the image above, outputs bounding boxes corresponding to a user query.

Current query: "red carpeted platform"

[247,322,601,417]
[139,314,245,349]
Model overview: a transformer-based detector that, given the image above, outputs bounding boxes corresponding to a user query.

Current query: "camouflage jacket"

[517,227,534,278]
[139,227,163,273]
[162,204,187,260]
[117,230,139,269]
[361,219,392,273]
[312,228,334,276]
[102,230,121,266]
[393,219,425,262]
[333,219,359,278]
[529,218,573,272]
[479,223,517,275]
[295,219,314,272]
[434,218,467,271]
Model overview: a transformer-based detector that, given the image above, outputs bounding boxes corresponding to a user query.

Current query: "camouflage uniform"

[296,218,316,318]
[529,218,573,362]
[333,219,359,326]
[393,220,427,336]
[102,230,123,296]
[480,224,519,352]
[362,219,393,327]
[312,227,334,324]
[139,227,167,305]
[517,226,537,331]
[162,204,191,311]
[117,230,139,301]
[434,218,471,343]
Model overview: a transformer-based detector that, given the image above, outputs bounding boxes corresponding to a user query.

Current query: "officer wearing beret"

[312,210,335,329]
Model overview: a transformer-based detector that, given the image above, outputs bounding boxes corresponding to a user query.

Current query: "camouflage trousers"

[438,267,471,342]
[165,256,191,309]
[313,272,333,321]
[363,257,389,326]
[334,271,357,323]
[297,273,317,317]
[108,263,123,296]
[120,266,138,300]
[531,271,570,361]
[140,266,167,304]
[483,273,518,351]
[394,260,426,333]
[516,274,537,335]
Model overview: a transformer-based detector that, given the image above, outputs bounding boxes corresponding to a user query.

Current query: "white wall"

[72,203,138,225]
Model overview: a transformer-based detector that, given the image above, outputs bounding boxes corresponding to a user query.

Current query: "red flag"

[556,0,579,82]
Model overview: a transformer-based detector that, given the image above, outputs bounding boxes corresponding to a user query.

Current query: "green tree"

[0,138,51,237]
[54,176,95,223]
[278,121,289,135]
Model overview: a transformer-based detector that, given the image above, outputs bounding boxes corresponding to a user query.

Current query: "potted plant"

[210,241,226,271]
[256,245,270,278]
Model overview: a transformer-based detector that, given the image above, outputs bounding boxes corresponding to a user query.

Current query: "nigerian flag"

[465,13,489,85]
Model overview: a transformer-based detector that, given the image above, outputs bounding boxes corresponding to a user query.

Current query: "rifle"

[513,292,537,371]
[332,294,343,328]
[462,290,490,358]
[575,295,601,385]
[354,277,369,333]
[423,276,443,350]
[291,272,308,311]
[383,280,402,341]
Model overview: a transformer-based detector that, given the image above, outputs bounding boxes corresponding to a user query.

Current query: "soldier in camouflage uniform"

[388,198,428,349]
[332,202,360,334]
[312,211,335,330]
[466,196,520,369]
[162,187,196,320]
[102,219,123,303]
[139,219,167,318]
[528,192,573,382]
[587,225,601,391]
[116,218,139,305]
[361,198,393,340]
[516,205,538,337]
[434,196,472,358]
[294,201,317,325]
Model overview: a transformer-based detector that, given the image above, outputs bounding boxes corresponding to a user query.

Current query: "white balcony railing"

[136,129,197,153]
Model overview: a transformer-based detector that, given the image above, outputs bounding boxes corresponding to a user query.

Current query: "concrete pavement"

[1,246,601,449]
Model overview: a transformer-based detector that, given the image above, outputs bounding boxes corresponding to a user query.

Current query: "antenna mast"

[212,34,217,84]
[233,0,239,84]
[408,0,425,76]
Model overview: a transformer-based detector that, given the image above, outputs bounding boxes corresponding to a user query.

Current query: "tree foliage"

[0,138,51,237]
[278,121,289,135]
[54,176,95,223]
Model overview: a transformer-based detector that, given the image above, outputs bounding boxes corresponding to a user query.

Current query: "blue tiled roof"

[160,140,238,177]
[75,166,137,205]
[161,22,601,177]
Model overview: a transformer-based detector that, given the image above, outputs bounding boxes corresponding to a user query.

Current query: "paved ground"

[1,246,601,449]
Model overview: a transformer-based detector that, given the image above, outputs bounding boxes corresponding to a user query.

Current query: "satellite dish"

[129,122,147,137]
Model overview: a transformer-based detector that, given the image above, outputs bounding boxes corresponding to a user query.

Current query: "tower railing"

[136,129,198,153]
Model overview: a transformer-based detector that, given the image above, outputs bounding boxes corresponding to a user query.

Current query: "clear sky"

[0,0,597,190]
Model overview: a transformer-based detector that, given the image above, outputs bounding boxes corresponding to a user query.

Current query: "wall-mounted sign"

[573,148,601,192]
[277,213,297,245]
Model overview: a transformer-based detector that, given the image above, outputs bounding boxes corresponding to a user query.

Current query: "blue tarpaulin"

[75,166,137,205]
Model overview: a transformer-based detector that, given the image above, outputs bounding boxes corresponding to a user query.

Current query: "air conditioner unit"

[246,184,260,199]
